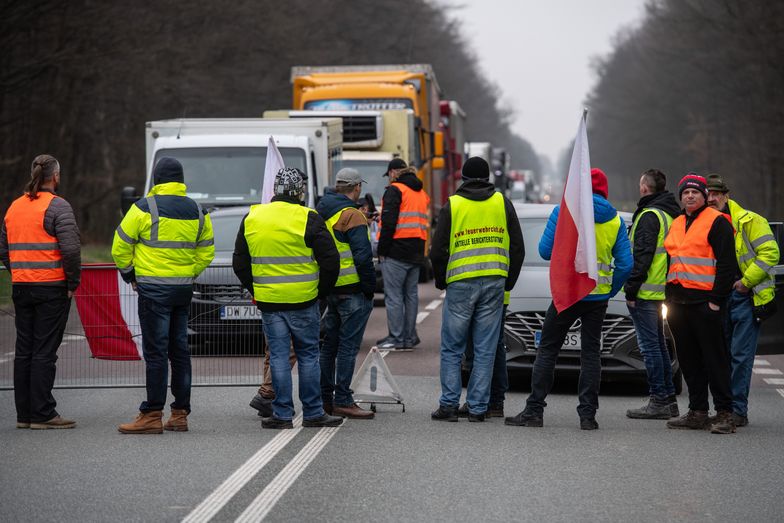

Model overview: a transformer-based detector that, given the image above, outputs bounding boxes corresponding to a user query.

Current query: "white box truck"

[122,117,343,213]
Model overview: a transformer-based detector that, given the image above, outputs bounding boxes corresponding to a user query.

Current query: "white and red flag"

[550,112,597,312]
[261,136,285,204]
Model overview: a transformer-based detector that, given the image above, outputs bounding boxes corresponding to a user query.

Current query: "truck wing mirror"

[120,186,140,216]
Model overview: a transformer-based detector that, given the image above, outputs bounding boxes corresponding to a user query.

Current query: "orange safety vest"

[5,192,66,283]
[664,206,727,291]
[390,182,430,240]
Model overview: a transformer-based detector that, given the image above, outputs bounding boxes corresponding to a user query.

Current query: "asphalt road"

[2,284,784,522]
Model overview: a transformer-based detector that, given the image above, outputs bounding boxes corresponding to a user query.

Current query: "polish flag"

[261,136,285,204]
[73,265,142,360]
[550,112,597,312]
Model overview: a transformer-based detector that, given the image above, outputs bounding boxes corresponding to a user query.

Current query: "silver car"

[502,203,682,393]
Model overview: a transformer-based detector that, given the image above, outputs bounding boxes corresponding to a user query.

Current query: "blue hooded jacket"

[539,194,632,301]
[316,188,376,296]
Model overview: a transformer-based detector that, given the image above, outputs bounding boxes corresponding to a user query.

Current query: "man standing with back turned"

[113,157,215,434]
[624,169,682,420]
[706,173,779,427]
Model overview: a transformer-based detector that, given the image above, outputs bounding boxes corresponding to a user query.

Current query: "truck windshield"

[304,98,413,111]
[341,159,389,205]
[153,147,307,204]
[519,218,549,267]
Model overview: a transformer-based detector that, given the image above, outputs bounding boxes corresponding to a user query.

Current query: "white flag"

[261,136,285,204]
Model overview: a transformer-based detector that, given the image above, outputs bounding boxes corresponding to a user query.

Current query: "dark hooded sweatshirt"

[232,195,339,312]
[378,172,427,264]
[429,179,525,291]
[623,190,681,300]
[316,188,376,298]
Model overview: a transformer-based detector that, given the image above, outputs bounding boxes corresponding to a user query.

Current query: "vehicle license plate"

[220,305,262,320]
[534,331,581,350]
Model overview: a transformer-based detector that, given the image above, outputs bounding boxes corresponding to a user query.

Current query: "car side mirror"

[121,186,140,216]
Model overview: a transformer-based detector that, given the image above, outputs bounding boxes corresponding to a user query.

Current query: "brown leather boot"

[332,403,375,419]
[118,411,163,434]
[164,409,189,432]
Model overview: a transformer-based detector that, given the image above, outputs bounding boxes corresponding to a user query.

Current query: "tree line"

[0,0,541,241]
[587,0,784,219]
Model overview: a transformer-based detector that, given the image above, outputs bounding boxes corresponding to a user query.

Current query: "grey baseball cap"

[335,167,366,186]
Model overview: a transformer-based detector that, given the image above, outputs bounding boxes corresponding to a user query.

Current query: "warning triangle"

[351,347,404,403]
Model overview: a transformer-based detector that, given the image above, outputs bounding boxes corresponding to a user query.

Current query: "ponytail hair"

[25,154,60,200]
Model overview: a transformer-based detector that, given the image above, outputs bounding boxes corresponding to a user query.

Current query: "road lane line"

[752,368,783,375]
[0,356,13,365]
[416,312,429,324]
[62,335,83,341]
[439,291,446,299]
[425,299,442,311]
[763,378,784,385]
[182,415,303,523]
[777,389,784,399]
[235,424,342,522]
[753,359,771,366]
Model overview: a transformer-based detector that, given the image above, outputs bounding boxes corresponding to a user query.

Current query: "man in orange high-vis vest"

[0,155,81,430]
[664,173,736,434]
[377,161,430,351]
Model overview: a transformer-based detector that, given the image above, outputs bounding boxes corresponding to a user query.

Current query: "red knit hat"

[590,168,608,199]
[677,172,708,200]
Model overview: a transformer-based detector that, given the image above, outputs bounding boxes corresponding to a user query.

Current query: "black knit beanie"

[153,157,184,185]
[462,156,490,180]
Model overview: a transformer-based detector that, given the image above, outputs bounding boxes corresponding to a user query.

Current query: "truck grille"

[342,115,382,147]
[505,311,635,354]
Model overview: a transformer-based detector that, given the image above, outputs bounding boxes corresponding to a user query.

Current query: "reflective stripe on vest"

[590,215,623,295]
[4,192,66,283]
[325,208,361,288]
[245,201,319,304]
[664,207,723,291]
[446,192,510,284]
[630,207,672,300]
[391,182,430,240]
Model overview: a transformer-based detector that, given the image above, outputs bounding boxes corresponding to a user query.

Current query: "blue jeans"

[320,293,373,406]
[526,300,608,419]
[627,299,674,399]
[725,290,761,416]
[463,305,509,406]
[262,303,324,421]
[136,284,193,413]
[381,257,419,346]
[439,276,505,415]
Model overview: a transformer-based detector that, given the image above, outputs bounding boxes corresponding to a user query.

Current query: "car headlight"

[661,304,668,320]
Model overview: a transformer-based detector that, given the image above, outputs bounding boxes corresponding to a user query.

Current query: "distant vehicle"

[121,118,343,214]
[468,203,683,392]
[509,180,526,202]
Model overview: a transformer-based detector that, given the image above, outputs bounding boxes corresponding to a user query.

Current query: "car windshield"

[210,213,245,254]
[341,159,389,206]
[153,147,307,205]
[519,217,549,267]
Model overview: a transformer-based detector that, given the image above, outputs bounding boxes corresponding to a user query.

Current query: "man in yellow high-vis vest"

[233,167,342,429]
[624,169,682,420]
[429,157,524,422]
[707,173,780,428]
[112,157,215,434]
[316,168,376,419]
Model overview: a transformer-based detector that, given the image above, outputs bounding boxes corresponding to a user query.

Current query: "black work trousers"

[526,299,608,419]
[13,285,71,423]
[666,301,732,412]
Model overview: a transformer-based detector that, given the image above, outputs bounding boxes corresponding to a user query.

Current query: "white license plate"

[534,331,581,350]
[220,305,262,320]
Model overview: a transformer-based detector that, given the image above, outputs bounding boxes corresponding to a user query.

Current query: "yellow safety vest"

[325,207,362,288]
[728,199,779,306]
[245,201,319,304]
[630,208,672,300]
[592,215,622,295]
[446,192,510,284]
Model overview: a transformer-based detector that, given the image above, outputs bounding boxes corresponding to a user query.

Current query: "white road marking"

[235,425,342,522]
[777,389,784,399]
[0,356,13,365]
[753,359,771,366]
[763,378,784,385]
[752,368,783,375]
[182,415,303,523]
[5,351,14,356]
[416,312,429,324]
[62,335,83,341]
[439,291,446,299]
[425,299,442,311]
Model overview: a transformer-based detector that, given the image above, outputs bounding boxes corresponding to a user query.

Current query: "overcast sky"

[437,0,647,166]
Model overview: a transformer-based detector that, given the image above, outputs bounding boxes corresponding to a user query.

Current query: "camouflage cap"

[705,173,729,193]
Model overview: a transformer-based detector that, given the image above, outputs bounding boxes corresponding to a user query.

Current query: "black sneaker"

[666,395,680,418]
[732,413,748,427]
[626,396,672,420]
[468,412,486,422]
[302,414,344,428]
[504,409,543,427]
[431,405,459,422]
[487,403,504,418]
[261,416,294,430]
[376,336,393,345]
[249,394,273,418]
[457,403,469,418]
[580,417,599,430]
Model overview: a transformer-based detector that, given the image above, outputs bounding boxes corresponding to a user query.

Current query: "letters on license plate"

[534,330,581,350]
[220,305,262,320]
